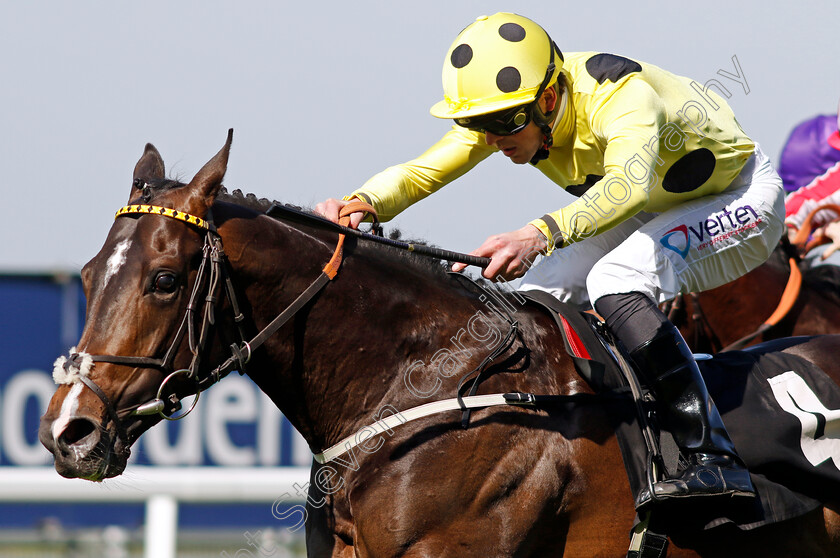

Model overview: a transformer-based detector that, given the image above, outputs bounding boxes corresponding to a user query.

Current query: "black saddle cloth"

[699,341,840,529]
[522,290,840,531]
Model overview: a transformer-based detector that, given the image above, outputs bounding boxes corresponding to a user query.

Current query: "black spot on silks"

[566,175,604,197]
[585,53,642,84]
[662,149,717,193]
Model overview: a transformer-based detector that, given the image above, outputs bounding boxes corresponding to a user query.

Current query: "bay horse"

[670,244,840,353]
[39,131,840,557]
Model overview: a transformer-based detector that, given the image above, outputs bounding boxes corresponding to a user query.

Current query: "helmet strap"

[528,99,556,165]
[529,79,568,165]
[529,124,553,164]
[539,122,554,149]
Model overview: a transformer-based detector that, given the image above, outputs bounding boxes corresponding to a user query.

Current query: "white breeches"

[520,145,785,308]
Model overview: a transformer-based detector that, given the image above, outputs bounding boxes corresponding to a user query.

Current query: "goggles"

[454,104,534,136]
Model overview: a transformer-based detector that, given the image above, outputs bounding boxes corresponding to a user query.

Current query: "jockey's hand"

[452,224,548,281]
[314,198,366,230]
[820,221,840,260]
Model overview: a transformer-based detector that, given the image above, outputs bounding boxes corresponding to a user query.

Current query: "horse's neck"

[219,215,460,451]
[219,212,579,455]
[298,262,480,450]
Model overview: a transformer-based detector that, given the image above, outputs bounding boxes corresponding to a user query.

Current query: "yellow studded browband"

[115,205,210,230]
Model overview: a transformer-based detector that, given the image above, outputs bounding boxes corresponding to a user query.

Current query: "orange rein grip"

[792,203,840,249]
[763,257,802,327]
[321,201,379,279]
[340,200,379,225]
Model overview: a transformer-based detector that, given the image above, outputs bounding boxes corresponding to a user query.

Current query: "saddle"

[522,291,840,537]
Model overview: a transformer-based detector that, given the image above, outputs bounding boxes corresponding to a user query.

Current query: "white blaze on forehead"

[103,239,132,288]
[52,382,84,442]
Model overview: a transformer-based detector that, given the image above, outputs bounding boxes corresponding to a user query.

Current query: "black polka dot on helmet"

[498,22,526,42]
[431,12,562,123]
[450,44,473,69]
[496,67,522,93]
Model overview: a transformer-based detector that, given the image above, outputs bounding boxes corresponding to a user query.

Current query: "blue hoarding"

[0,273,310,527]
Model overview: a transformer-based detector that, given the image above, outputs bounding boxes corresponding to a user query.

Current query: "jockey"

[784,98,840,266]
[779,107,840,194]
[316,12,784,508]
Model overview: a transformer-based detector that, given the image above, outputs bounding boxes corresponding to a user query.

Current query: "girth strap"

[313,390,629,464]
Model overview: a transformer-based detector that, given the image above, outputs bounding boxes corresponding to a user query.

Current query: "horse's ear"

[185,129,233,212]
[132,143,165,192]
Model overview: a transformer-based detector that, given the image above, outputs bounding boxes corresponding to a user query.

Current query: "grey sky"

[2,1,838,272]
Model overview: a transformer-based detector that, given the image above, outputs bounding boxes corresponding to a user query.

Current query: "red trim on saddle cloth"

[559,315,592,360]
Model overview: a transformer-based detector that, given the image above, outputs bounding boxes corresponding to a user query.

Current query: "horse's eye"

[153,272,177,293]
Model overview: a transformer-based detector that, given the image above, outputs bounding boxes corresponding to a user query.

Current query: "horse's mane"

[217,187,276,214]
[218,189,524,304]
[218,188,452,277]
[138,180,515,300]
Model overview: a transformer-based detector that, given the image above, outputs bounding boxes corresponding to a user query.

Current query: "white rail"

[0,466,310,558]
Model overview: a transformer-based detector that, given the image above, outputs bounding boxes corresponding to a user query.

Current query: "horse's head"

[39,130,234,480]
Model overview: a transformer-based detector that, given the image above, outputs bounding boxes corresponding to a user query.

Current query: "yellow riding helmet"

[430,12,561,120]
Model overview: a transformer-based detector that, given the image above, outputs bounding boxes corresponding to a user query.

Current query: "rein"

[266,203,492,268]
[791,203,840,252]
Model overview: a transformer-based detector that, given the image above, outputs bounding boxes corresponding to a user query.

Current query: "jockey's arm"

[318,126,495,227]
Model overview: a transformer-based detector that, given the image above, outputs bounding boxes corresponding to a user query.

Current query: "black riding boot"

[595,292,755,509]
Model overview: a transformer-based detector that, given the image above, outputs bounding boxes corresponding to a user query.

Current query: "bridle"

[60,200,374,446]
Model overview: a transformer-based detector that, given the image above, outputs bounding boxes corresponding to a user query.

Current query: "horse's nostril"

[57,418,98,452]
